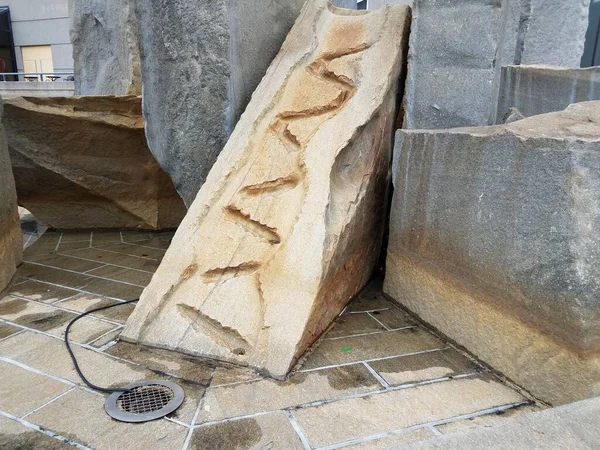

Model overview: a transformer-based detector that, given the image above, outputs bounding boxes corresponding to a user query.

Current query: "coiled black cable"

[64,299,138,393]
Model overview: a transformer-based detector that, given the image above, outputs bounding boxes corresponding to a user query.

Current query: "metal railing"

[0,72,75,82]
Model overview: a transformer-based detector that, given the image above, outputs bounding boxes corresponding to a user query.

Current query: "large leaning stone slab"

[70,0,141,95]
[496,65,600,123]
[0,100,22,291]
[384,102,600,405]
[123,1,411,378]
[3,96,186,230]
[404,0,590,129]
[135,0,306,207]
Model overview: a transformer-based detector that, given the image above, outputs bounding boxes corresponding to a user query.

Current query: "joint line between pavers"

[23,232,33,248]
[0,409,92,450]
[85,325,123,346]
[18,276,142,302]
[209,376,266,389]
[53,232,64,253]
[23,260,147,288]
[119,231,124,244]
[21,387,77,419]
[82,264,109,274]
[183,368,217,450]
[367,311,392,331]
[78,245,160,261]
[286,410,313,450]
[361,361,390,389]
[55,252,156,274]
[297,347,450,373]
[0,329,24,343]
[324,326,417,341]
[165,416,191,429]
[122,241,168,252]
[95,339,119,352]
[427,424,443,436]
[89,231,93,248]
[195,410,284,428]
[348,308,389,314]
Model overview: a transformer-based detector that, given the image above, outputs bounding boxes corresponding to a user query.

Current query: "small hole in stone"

[142,253,148,257]
[233,348,246,355]
[372,311,380,315]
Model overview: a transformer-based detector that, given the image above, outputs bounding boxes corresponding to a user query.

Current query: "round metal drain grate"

[105,380,185,423]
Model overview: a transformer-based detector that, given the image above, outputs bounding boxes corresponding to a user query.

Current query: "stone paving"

[0,229,543,450]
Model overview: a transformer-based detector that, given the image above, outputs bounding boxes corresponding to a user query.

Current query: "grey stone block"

[401,397,600,449]
[496,65,600,124]
[69,0,141,96]
[404,0,590,130]
[384,101,600,405]
[135,0,305,207]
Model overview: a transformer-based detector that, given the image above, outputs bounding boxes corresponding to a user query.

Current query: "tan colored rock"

[122,1,411,378]
[0,100,22,291]
[4,96,186,230]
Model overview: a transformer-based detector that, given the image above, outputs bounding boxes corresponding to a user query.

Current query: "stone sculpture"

[70,0,141,95]
[0,100,22,291]
[385,101,600,405]
[134,0,306,206]
[4,96,186,230]
[123,0,411,378]
[496,65,600,123]
[403,0,590,130]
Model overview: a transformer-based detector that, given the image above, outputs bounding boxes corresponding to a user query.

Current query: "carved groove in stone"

[224,205,282,244]
[203,261,262,283]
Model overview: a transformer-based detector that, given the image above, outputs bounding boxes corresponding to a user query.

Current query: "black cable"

[64,299,139,393]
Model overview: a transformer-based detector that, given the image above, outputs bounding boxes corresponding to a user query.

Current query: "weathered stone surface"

[135,0,306,207]
[70,0,141,96]
[331,0,357,8]
[123,1,411,378]
[0,100,22,291]
[496,65,600,124]
[385,101,600,405]
[404,0,590,130]
[4,96,186,230]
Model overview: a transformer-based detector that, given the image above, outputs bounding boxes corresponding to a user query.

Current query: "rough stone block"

[496,65,600,124]
[135,0,306,206]
[404,0,590,130]
[70,0,141,95]
[123,1,411,378]
[0,100,22,291]
[385,101,600,405]
[3,96,186,230]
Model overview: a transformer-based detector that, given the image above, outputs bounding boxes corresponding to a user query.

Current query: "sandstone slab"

[404,0,590,129]
[135,0,306,206]
[496,65,600,123]
[385,101,600,405]
[3,96,186,230]
[123,1,411,378]
[70,0,141,95]
[0,100,22,291]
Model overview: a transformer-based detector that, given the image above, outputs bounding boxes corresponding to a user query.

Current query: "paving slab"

[326,312,386,338]
[0,415,73,449]
[85,265,153,286]
[0,322,21,340]
[57,293,135,324]
[6,280,79,303]
[25,254,105,273]
[60,247,160,272]
[349,428,435,450]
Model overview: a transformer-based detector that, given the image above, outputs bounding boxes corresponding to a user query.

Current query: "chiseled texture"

[3,96,186,230]
[404,0,590,129]
[134,0,305,207]
[0,100,22,291]
[496,65,600,124]
[123,1,411,378]
[385,101,600,405]
[70,0,141,95]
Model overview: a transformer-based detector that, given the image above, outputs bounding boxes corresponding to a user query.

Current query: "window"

[582,0,600,67]
[358,0,368,10]
[0,7,16,80]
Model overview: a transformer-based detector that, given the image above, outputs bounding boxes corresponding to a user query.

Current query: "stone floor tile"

[198,364,381,423]
[348,293,391,312]
[0,332,155,388]
[85,265,153,286]
[23,234,61,257]
[326,312,386,338]
[302,329,446,369]
[345,428,435,449]
[59,231,92,243]
[369,348,480,387]
[77,278,143,301]
[19,263,93,290]
[211,365,262,387]
[24,254,105,274]
[105,341,214,385]
[27,389,188,450]
[58,293,135,323]
[90,231,123,246]
[94,242,165,260]
[190,412,305,450]
[129,236,173,250]
[0,361,71,417]
[120,230,153,242]
[292,375,525,448]
[57,241,92,252]
[369,308,415,330]
[0,322,21,340]
[60,247,160,272]
[6,279,79,303]
[434,404,541,435]
[0,297,116,343]
[0,416,73,449]
[167,378,205,424]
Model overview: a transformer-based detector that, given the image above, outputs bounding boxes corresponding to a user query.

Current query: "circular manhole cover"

[105,380,184,423]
